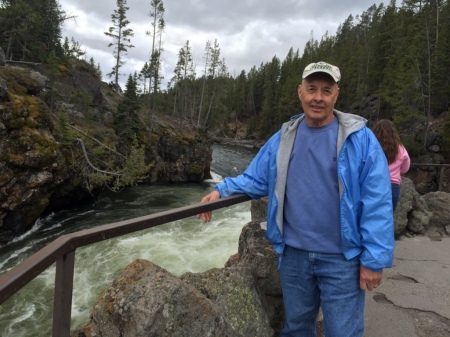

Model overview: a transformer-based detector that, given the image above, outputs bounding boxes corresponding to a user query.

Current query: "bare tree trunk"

[6,36,14,60]
[197,75,207,129]
[114,26,122,91]
[423,21,432,150]
[204,87,216,128]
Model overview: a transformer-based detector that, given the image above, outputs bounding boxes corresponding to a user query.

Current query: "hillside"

[0,58,212,245]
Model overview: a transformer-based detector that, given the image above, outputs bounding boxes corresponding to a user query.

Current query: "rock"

[75,260,274,337]
[428,145,440,153]
[80,259,239,337]
[59,102,85,118]
[181,266,274,337]
[22,70,47,94]
[250,197,268,223]
[225,221,284,334]
[422,192,450,228]
[407,195,432,234]
[394,178,416,235]
[394,178,435,236]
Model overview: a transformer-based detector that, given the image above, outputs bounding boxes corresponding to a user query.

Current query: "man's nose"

[313,91,323,101]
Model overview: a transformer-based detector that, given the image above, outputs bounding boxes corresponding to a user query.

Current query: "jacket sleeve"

[399,145,411,175]
[358,130,395,271]
[215,131,279,200]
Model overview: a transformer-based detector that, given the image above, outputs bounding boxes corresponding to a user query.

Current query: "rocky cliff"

[0,59,212,245]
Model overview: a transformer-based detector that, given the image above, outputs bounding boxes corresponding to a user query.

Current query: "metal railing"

[0,194,250,337]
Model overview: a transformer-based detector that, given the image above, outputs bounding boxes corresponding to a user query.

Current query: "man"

[198,61,394,337]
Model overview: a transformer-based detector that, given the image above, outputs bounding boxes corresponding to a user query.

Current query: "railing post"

[52,251,75,337]
[438,166,444,191]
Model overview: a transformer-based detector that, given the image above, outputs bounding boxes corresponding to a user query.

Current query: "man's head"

[298,61,340,127]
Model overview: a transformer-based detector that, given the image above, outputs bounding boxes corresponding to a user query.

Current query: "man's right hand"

[197,190,221,222]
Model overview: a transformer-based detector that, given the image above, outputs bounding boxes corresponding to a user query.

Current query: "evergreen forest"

[1,0,450,158]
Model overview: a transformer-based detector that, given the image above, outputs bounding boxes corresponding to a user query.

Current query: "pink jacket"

[389,145,410,184]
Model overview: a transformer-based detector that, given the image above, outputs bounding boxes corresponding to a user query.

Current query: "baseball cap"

[302,61,341,83]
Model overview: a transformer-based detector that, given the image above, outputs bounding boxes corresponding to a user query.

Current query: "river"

[0,144,259,337]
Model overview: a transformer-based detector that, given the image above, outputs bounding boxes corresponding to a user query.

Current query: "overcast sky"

[59,0,384,90]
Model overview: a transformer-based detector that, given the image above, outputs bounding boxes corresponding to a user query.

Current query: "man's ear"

[297,84,302,99]
[334,87,340,103]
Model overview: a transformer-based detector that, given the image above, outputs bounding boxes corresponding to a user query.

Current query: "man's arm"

[358,131,395,272]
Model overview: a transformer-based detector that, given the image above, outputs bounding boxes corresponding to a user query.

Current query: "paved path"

[364,235,450,336]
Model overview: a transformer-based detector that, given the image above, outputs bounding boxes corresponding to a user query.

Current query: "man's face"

[298,73,340,127]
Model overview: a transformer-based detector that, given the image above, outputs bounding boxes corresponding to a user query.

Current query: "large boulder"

[79,259,240,337]
[394,178,416,235]
[72,225,278,337]
[27,71,47,94]
[395,178,432,235]
[422,192,450,228]
[225,220,283,333]
[407,195,432,234]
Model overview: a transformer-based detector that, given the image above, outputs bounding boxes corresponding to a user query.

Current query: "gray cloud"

[59,0,383,89]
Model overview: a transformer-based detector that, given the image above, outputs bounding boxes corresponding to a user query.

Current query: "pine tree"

[277,48,301,125]
[203,39,223,129]
[140,62,151,94]
[258,56,281,138]
[115,74,143,147]
[105,0,134,92]
[0,0,67,62]
[146,0,165,109]
[169,40,196,123]
[1,1,37,61]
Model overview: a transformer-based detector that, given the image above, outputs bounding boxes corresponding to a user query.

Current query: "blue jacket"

[215,110,394,271]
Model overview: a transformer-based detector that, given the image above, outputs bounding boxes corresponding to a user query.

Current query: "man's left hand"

[360,265,382,291]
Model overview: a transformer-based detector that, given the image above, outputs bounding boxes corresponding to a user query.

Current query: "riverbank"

[212,136,265,149]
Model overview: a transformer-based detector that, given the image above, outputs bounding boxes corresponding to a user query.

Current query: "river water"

[0,144,258,337]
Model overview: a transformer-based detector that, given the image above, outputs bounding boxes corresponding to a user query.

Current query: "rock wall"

[0,63,212,245]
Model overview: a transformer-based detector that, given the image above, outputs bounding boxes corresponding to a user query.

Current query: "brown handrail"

[0,193,251,336]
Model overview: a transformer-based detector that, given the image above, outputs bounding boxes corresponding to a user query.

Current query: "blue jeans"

[278,245,365,337]
[392,183,400,212]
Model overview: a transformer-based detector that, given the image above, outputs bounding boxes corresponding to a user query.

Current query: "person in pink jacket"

[373,119,411,211]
